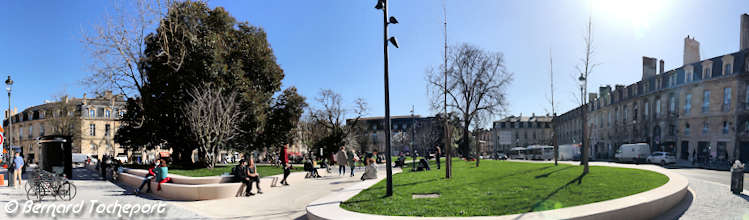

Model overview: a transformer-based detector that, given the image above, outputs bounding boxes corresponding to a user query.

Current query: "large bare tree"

[309,89,368,158]
[427,43,514,164]
[46,96,82,138]
[183,83,243,168]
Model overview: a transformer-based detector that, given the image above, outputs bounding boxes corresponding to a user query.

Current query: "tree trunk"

[475,131,480,167]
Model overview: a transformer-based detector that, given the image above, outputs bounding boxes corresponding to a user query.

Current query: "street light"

[5,75,13,187]
[375,0,399,197]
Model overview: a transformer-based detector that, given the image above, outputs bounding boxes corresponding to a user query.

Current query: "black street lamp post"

[5,76,13,187]
[375,0,399,197]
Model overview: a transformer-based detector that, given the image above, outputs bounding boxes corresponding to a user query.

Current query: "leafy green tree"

[115,1,288,166]
[258,87,307,153]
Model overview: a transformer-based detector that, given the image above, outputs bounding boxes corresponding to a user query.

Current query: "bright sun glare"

[592,0,669,38]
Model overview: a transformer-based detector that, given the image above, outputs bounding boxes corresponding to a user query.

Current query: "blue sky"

[1,0,749,127]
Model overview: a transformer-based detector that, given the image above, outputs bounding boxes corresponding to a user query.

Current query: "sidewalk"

[167,164,390,219]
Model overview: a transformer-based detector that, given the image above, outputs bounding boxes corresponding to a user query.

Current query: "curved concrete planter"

[306,162,688,220]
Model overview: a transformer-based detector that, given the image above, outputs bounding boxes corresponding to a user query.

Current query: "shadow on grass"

[341,194,394,205]
[535,166,573,179]
[464,165,555,187]
[367,178,440,190]
[526,172,588,213]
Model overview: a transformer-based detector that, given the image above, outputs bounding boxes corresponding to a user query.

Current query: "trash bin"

[730,160,745,194]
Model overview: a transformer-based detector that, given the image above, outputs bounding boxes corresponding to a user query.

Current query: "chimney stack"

[683,35,701,65]
[741,13,749,50]
[659,59,665,74]
[642,56,657,80]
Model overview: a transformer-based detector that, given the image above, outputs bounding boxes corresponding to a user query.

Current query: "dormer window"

[685,65,694,82]
[702,60,713,79]
[722,55,734,75]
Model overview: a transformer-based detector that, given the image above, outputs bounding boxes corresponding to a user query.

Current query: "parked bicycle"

[25,169,77,201]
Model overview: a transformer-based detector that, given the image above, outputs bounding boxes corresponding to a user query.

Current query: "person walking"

[434,145,441,170]
[12,152,24,188]
[348,148,358,177]
[335,146,348,176]
[280,144,291,185]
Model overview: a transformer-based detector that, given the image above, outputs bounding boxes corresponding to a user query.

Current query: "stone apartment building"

[347,115,443,156]
[3,91,129,163]
[491,114,553,154]
[554,14,749,163]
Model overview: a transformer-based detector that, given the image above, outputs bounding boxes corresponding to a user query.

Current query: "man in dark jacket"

[435,145,441,169]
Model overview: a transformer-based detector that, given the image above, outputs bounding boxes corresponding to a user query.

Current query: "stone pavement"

[0,167,205,220]
[166,164,390,220]
[667,168,749,220]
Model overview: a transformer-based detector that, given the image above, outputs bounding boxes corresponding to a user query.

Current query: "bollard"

[730,160,745,194]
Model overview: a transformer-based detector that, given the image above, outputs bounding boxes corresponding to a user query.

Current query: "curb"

[305,161,688,220]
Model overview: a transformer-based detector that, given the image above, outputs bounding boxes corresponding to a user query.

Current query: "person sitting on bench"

[246,160,262,195]
[417,158,431,171]
[361,158,377,181]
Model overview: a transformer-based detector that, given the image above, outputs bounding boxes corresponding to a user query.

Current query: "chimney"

[741,13,749,50]
[659,59,665,74]
[683,35,701,65]
[642,56,657,80]
[588,93,598,104]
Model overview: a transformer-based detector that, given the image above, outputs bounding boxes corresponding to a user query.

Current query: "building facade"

[554,14,749,163]
[491,114,553,153]
[3,91,128,163]
[347,115,443,156]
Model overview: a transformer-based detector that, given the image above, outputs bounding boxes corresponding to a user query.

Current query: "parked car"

[647,152,676,166]
[615,143,651,163]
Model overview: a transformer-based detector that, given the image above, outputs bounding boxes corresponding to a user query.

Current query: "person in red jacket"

[136,160,159,194]
[280,144,291,185]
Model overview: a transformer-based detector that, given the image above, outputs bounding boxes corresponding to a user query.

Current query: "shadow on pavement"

[654,188,694,220]
[736,192,749,203]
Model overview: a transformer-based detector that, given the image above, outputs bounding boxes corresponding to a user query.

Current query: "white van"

[615,143,651,163]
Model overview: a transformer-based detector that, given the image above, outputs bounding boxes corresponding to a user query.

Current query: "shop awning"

[159,152,171,158]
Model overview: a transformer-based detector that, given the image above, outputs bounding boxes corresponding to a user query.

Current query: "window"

[623,107,628,122]
[669,95,676,113]
[686,69,693,82]
[702,122,709,134]
[607,111,611,126]
[704,67,711,79]
[670,74,677,87]
[28,126,33,138]
[90,144,97,151]
[655,99,661,116]
[40,125,45,136]
[97,108,104,117]
[89,109,95,118]
[89,124,96,136]
[722,121,729,134]
[19,127,23,140]
[724,64,732,75]
[40,111,45,119]
[105,124,111,137]
[105,109,111,118]
[723,87,731,112]
[685,94,692,113]
[644,101,649,117]
[717,142,727,160]
[684,123,690,136]
[702,90,710,113]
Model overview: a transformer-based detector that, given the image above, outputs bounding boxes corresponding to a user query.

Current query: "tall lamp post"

[411,106,416,171]
[375,0,399,197]
[5,76,13,187]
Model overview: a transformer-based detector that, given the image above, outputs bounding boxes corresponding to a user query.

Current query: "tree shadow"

[367,178,440,190]
[526,172,587,212]
[535,166,573,179]
[464,165,555,187]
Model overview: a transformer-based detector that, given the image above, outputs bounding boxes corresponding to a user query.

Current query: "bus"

[526,145,554,160]
[509,147,527,160]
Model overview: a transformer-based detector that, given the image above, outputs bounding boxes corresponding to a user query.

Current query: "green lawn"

[169,165,301,177]
[341,159,668,217]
